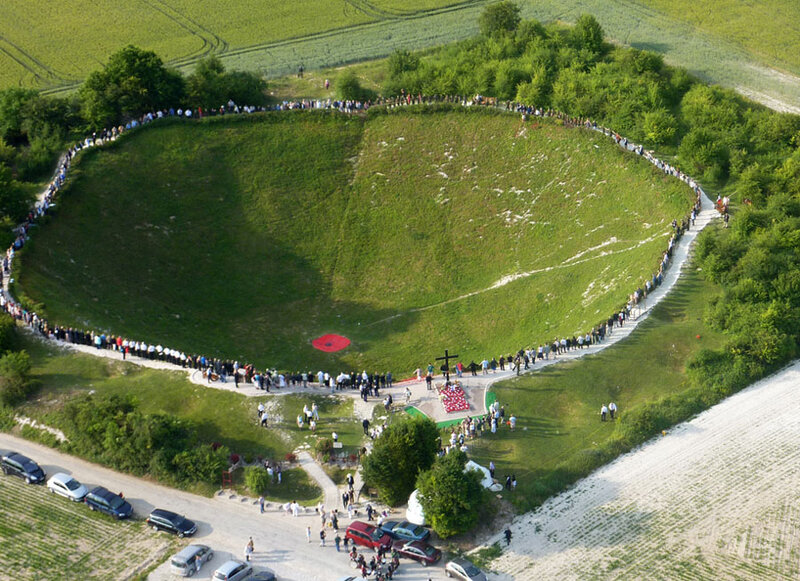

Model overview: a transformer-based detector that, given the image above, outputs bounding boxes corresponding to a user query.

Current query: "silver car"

[445,558,488,581]
[47,472,88,501]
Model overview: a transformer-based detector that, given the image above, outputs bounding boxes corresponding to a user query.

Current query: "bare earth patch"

[486,362,800,580]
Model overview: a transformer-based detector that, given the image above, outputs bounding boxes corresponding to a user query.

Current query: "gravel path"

[485,361,800,580]
[0,432,447,581]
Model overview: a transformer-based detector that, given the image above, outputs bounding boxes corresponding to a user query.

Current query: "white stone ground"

[486,361,800,580]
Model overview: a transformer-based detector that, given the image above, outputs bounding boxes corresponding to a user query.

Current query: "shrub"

[244,466,272,495]
[0,350,33,406]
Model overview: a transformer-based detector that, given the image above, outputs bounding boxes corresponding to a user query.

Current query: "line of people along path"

[0,96,719,420]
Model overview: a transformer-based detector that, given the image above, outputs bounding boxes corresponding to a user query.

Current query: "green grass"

[467,259,726,511]
[3,0,797,114]
[0,473,179,579]
[17,335,366,490]
[16,109,694,372]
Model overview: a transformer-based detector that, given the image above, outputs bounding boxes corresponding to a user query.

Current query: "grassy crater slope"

[16,109,693,371]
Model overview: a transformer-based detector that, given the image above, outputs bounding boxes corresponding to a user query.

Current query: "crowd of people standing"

[0,94,708,407]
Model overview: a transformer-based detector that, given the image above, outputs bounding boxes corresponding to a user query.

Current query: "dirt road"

[486,361,800,580]
[0,433,447,581]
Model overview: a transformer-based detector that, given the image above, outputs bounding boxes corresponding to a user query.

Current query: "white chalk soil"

[485,361,800,580]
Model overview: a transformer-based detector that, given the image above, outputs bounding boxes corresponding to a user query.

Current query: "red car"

[345,521,393,552]
[393,540,442,566]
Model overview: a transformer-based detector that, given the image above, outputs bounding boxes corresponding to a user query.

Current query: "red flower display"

[311,334,351,352]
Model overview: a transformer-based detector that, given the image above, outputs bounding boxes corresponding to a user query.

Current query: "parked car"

[170,544,214,577]
[345,521,393,552]
[147,508,197,537]
[393,540,442,567]
[84,486,133,519]
[247,571,276,581]
[212,560,252,581]
[445,558,488,581]
[379,520,431,542]
[1,451,46,484]
[47,472,88,501]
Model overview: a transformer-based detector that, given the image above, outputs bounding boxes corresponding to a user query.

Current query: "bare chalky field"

[487,362,800,580]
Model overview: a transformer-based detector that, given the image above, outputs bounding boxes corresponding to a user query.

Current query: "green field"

[0,473,177,579]
[4,0,799,112]
[469,256,726,511]
[15,109,693,372]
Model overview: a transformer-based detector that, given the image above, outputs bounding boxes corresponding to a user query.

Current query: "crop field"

[15,109,693,372]
[4,0,799,112]
[0,473,176,579]
[488,361,800,580]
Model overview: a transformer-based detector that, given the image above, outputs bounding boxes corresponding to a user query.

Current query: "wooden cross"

[435,349,459,382]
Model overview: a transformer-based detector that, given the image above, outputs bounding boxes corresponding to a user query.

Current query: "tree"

[479,1,521,37]
[80,45,185,128]
[187,56,266,110]
[571,14,605,54]
[416,450,483,538]
[361,415,439,506]
[0,88,37,143]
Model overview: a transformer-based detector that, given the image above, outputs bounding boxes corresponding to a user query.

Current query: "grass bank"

[16,109,694,372]
[469,255,726,511]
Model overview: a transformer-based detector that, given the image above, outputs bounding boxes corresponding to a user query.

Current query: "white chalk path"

[485,360,800,581]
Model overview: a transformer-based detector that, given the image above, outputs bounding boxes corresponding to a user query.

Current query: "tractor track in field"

[138,0,229,63]
[0,33,75,86]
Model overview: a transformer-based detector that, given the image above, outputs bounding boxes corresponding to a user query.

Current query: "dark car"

[84,486,133,519]
[445,557,488,581]
[393,540,442,566]
[147,508,197,537]
[1,451,46,484]
[247,571,277,581]
[379,520,431,542]
[345,521,393,552]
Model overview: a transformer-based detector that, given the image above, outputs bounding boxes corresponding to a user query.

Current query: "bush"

[336,71,368,101]
[315,438,333,459]
[479,1,521,37]
[244,466,272,495]
[0,350,33,406]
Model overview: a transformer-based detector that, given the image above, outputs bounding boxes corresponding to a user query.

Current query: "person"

[346,473,355,490]
[362,418,370,435]
[609,401,617,420]
[319,528,326,547]
[335,533,341,551]
[504,528,512,545]
[332,431,338,443]
[245,537,254,561]
[511,474,517,491]
[425,374,433,390]
[489,461,496,479]
[509,415,516,430]
[259,495,265,513]
[601,404,608,421]
[306,526,312,543]
[505,475,512,490]
[405,386,411,403]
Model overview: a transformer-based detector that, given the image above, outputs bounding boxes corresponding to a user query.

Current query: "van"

[344,520,393,552]
[170,544,214,577]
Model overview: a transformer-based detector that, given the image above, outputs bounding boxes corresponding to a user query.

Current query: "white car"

[47,472,88,501]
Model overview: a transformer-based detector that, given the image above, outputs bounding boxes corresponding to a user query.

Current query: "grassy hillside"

[471,259,726,511]
[16,109,693,371]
